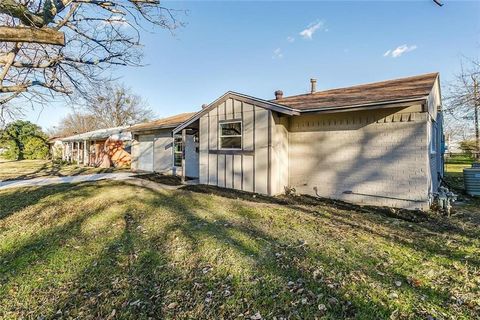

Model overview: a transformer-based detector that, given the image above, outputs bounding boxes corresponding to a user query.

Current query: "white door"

[185,134,199,178]
[137,135,154,172]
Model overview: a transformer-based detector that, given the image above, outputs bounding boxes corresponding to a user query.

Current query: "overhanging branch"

[0,26,65,46]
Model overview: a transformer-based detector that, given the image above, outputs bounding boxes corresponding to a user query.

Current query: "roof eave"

[296,96,429,114]
[128,124,179,133]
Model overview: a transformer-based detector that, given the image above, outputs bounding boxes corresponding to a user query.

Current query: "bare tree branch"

[0,0,185,123]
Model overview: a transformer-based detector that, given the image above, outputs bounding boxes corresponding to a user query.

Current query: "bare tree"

[444,57,480,158]
[49,111,101,137]
[0,0,183,124]
[84,83,154,127]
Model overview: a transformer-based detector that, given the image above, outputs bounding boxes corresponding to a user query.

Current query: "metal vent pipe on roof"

[274,90,283,100]
[310,78,317,93]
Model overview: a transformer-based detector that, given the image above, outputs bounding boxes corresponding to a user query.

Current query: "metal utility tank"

[464,163,480,196]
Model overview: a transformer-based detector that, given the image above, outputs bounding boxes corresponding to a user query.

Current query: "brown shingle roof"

[129,112,196,132]
[274,72,439,111]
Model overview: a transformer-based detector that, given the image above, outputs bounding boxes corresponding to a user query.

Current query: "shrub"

[2,141,20,160]
[23,137,49,160]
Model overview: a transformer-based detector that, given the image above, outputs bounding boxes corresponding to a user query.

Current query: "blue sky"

[27,0,480,129]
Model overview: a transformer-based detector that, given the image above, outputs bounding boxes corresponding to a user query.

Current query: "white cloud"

[287,36,295,43]
[299,21,326,40]
[383,44,417,58]
[101,15,129,28]
[272,48,283,59]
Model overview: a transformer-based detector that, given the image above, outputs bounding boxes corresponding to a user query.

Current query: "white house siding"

[271,114,289,195]
[131,129,174,173]
[198,98,274,195]
[288,105,430,210]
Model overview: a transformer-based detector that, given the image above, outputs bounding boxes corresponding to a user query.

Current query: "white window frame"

[219,120,243,150]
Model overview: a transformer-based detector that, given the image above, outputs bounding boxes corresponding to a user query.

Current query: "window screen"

[219,121,242,149]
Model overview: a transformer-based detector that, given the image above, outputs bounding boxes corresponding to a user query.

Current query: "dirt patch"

[182,184,430,223]
[134,173,183,186]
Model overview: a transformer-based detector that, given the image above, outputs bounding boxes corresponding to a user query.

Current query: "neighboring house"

[170,73,444,210]
[47,137,64,159]
[61,126,132,168]
[128,113,196,174]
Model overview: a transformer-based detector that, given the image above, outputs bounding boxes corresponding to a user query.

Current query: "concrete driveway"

[0,172,135,190]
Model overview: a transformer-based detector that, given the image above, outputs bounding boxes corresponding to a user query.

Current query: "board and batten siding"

[288,105,430,210]
[199,98,288,195]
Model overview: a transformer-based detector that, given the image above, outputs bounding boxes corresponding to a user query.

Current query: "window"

[219,121,242,149]
[174,135,183,167]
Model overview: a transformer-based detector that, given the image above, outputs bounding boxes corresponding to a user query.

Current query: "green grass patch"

[0,181,479,319]
[444,155,476,192]
[445,154,475,165]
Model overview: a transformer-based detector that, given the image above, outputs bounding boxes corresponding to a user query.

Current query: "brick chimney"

[274,90,283,100]
[310,78,317,93]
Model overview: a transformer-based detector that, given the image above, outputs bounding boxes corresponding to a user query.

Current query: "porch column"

[76,141,80,164]
[69,142,73,162]
[93,140,97,166]
[181,129,186,183]
[83,140,88,166]
[62,143,66,161]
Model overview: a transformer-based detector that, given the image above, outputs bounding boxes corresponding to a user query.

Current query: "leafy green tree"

[23,137,49,160]
[0,120,48,160]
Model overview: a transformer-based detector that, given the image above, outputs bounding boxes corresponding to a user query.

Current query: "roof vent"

[274,90,283,100]
[310,78,317,93]
[201,103,208,109]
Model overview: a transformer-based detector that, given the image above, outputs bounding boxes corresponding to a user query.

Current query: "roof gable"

[173,91,298,133]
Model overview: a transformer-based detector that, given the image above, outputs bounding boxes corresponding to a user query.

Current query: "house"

[129,113,196,174]
[170,73,444,210]
[47,137,64,159]
[60,126,132,167]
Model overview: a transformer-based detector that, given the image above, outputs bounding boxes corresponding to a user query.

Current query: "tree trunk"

[474,78,479,159]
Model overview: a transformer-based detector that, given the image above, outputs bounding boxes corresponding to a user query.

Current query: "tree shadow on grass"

[0,182,97,221]
[157,190,470,318]
[1,182,476,319]
[183,185,480,266]
[41,208,182,319]
[1,162,52,181]
[1,161,123,182]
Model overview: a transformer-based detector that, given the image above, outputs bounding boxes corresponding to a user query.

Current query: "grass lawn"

[0,159,129,181]
[444,155,476,192]
[0,180,478,319]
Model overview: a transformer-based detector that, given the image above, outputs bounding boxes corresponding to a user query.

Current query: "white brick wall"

[288,107,430,210]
